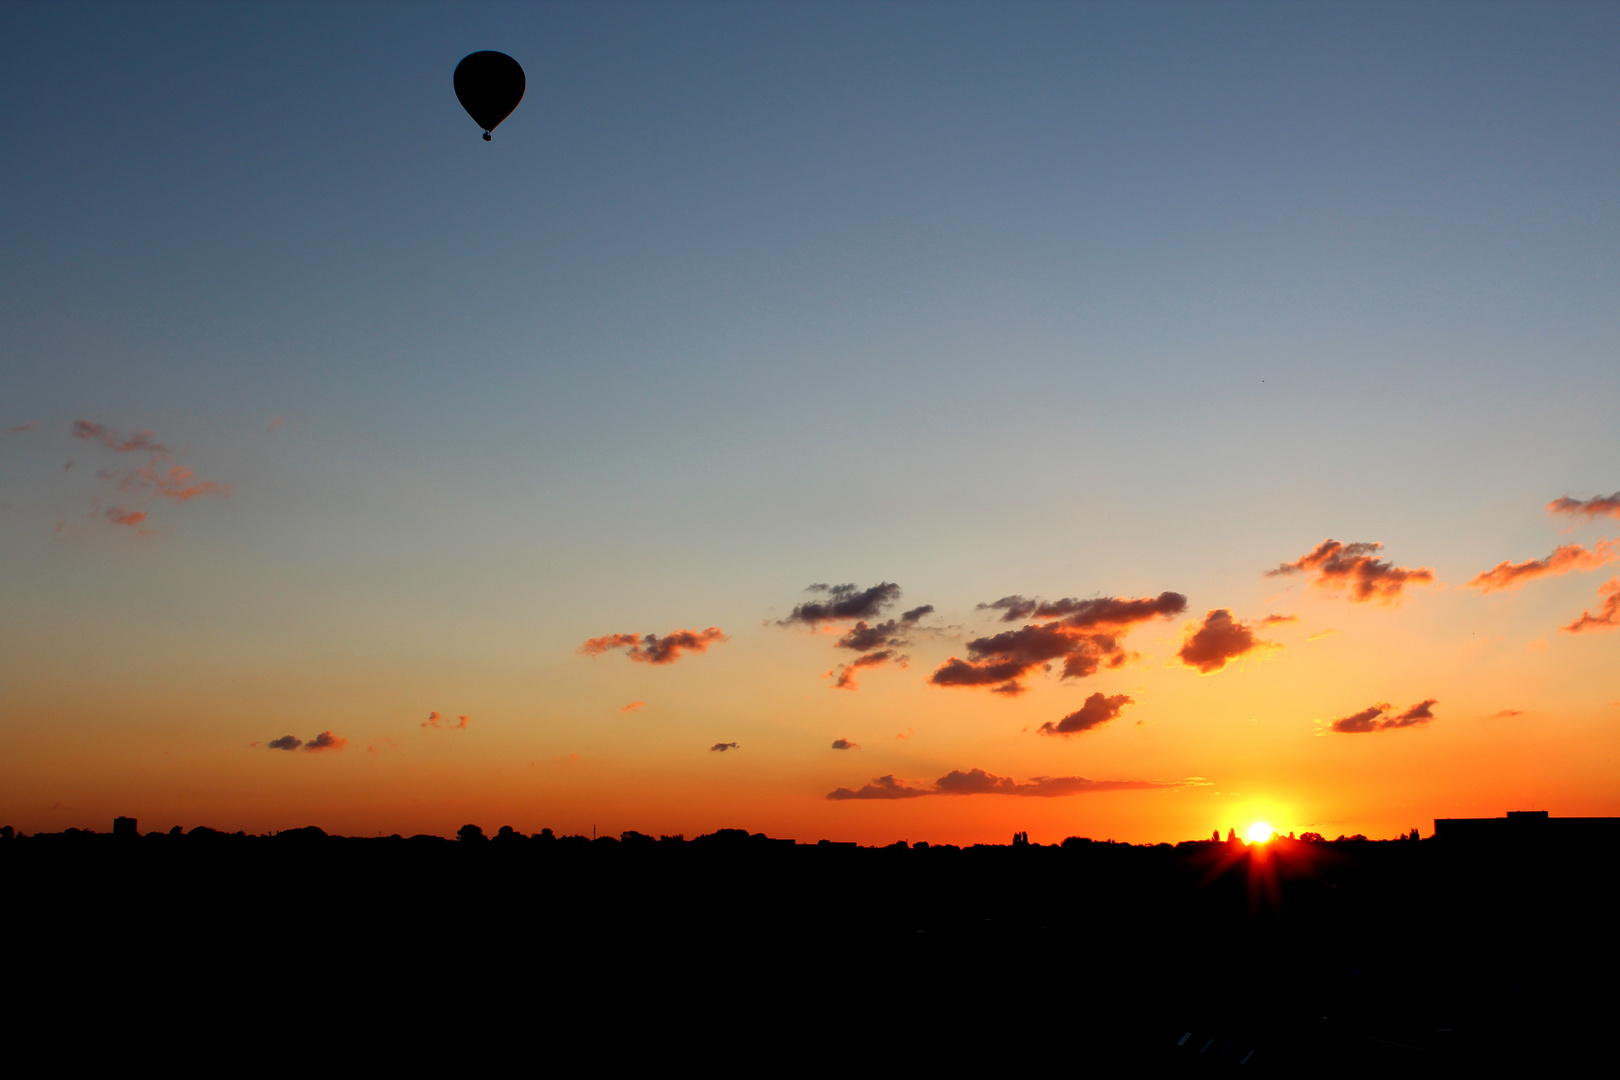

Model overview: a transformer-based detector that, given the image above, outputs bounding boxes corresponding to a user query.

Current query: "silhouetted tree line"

[1,818,1612,1071]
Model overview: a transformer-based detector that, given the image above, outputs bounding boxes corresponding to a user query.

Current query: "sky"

[2,0,1616,844]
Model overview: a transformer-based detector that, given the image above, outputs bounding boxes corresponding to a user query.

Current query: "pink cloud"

[621,701,645,713]
[579,627,728,665]
[1267,540,1434,603]
[1467,540,1616,593]
[830,649,898,690]
[1561,576,1620,634]
[1177,609,1273,673]
[1548,492,1620,522]
[304,730,347,752]
[104,507,149,531]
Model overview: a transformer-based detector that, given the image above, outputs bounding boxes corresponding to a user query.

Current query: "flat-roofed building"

[1434,810,1620,844]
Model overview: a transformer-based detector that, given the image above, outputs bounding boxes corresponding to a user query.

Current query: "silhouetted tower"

[114,816,138,839]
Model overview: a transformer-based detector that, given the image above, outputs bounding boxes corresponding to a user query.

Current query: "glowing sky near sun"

[1,1,1617,843]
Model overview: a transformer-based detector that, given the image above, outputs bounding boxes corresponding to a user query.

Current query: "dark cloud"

[304,730,348,752]
[1033,594,1189,627]
[1177,609,1270,673]
[1267,540,1434,603]
[836,620,907,652]
[1329,699,1438,734]
[931,592,1185,695]
[780,583,902,627]
[1038,692,1135,737]
[267,735,302,751]
[780,583,930,691]
[1548,492,1620,522]
[826,774,931,800]
[1259,614,1298,626]
[831,650,898,691]
[710,742,739,752]
[831,738,860,750]
[3,423,36,435]
[979,596,1038,622]
[1492,709,1524,719]
[1561,576,1620,634]
[1468,540,1616,593]
[579,627,728,664]
[828,767,1201,800]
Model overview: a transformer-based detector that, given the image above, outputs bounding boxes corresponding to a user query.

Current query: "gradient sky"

[3,0,1616,843]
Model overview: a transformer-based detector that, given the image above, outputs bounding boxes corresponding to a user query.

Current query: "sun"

[1246,822,1275,844]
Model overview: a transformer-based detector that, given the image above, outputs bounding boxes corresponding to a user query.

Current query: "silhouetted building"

[114,817,137,839]
[1434,810,1620,844]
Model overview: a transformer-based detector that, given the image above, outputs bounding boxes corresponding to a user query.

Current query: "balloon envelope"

[454,51,525,137]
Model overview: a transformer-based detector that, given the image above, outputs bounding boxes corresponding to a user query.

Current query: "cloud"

[1328,699,1438,734]
[1267,540,1434,603]
[580,627,728,664]
[931,592,1186,695]
[69,421,229,536]
[1038,692,1135,736]
[710,742,739,752]
[831,649,898,690]
[267,735,302,751]
[826,774,931,800]
[72,420,170,455]
[827,767,1203,800]
[780,583,932,690]
[836,620,909,652]
[1177,609,1272,673]
[1467,540,1617,593]
[104,507,149,531]
[1561,576,1620,634]
[831,738,860,750]
[3,423,36,435]
[978,596,1037,622]
[422,710,470,730]
[1492,709,1524,719]
[780,582,902,627]
[1258,614,1298,626]
[1548,492,1620,522]
[621,701,645,713]
[305,730,348,752]
[119,462,231,503]
[1307,628,1338,641]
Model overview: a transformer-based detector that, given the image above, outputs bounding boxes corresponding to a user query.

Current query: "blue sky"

[2,2,1616,839]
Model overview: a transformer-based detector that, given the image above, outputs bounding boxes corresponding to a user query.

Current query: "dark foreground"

[5,828,1611,1071]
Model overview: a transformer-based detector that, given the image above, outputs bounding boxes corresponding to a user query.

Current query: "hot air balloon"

[454,51,525,141]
